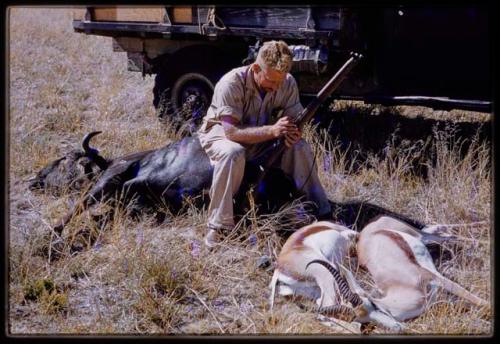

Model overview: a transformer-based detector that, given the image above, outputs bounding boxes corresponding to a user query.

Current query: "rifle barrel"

[297,52,363,127]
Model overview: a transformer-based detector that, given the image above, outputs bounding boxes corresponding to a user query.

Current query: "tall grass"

[9,7,491,335]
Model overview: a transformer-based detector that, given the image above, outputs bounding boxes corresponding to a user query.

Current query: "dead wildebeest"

[43,131,306,235]
[32,131,450,260]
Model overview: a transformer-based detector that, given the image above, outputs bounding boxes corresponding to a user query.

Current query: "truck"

[72,5,492,122]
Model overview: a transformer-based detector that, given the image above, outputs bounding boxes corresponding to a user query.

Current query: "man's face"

[253,64,287,93]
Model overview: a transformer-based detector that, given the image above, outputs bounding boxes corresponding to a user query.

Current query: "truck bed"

[73,6,342,41]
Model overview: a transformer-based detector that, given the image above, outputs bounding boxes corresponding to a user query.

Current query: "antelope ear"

[339,264,367,298]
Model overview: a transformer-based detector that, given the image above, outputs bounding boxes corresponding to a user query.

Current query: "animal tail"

[269,269,280,311]
[426,269,489,307]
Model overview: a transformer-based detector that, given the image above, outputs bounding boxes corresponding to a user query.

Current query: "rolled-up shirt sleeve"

[281,77,304,121]
[211,77,244,123]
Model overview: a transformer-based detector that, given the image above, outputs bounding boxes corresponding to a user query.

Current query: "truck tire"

[154,69,216,130]
[171,72,214,117]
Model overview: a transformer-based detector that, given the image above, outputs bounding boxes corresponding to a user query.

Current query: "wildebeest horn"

[82,131,102,153]
[81,131,108,170]
[316,304,356,322]
[306,259,362,307]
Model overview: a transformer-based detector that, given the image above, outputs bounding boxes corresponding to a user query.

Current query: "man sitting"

[197,40,331,247]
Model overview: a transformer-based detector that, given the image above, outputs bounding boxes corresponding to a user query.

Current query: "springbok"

[350,215,489,322]
[268,222,362,314]
[270,216,488,332]
[269,220,408,331]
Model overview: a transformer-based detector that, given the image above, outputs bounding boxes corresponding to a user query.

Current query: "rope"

[201,7,226,35]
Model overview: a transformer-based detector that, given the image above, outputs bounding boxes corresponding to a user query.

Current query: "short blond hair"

[256,40,293,73]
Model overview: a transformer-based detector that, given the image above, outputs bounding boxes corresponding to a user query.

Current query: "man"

[198,40,331,247]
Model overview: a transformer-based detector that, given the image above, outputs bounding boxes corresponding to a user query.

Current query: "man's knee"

[220,142,246,162]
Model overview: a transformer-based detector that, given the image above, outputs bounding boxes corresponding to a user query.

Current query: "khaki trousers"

[198,124,331,230]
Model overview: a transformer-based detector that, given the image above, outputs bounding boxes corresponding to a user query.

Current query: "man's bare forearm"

[222,122,275,145]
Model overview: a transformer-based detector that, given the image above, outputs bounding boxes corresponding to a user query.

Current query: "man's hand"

[271,116,302,147]
[284,128,302,148]
[270,116,296,138]
[220,115,301,146]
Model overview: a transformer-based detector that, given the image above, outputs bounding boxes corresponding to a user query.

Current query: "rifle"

[235,52,364,214]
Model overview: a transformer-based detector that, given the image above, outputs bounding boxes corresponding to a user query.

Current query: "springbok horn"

[306,259,363,307]
[81,131,108,170]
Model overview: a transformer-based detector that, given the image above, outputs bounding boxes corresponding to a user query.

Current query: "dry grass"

[8,7,492,336]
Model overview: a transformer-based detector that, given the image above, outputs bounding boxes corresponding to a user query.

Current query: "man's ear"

[251,63,261,73]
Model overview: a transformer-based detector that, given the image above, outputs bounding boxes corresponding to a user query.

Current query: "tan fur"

[357,216,488,321]
[269,221,358,310]
[376,230,419,266]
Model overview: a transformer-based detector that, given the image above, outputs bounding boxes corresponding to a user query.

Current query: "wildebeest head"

[29,131,109,194]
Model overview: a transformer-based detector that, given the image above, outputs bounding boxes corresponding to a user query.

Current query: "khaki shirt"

[199,65,304,133]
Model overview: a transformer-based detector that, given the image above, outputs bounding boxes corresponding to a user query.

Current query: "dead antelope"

[269,220,405,332]
[269,221,359,311]
[269,216,488,333]
[353,215,488,322]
